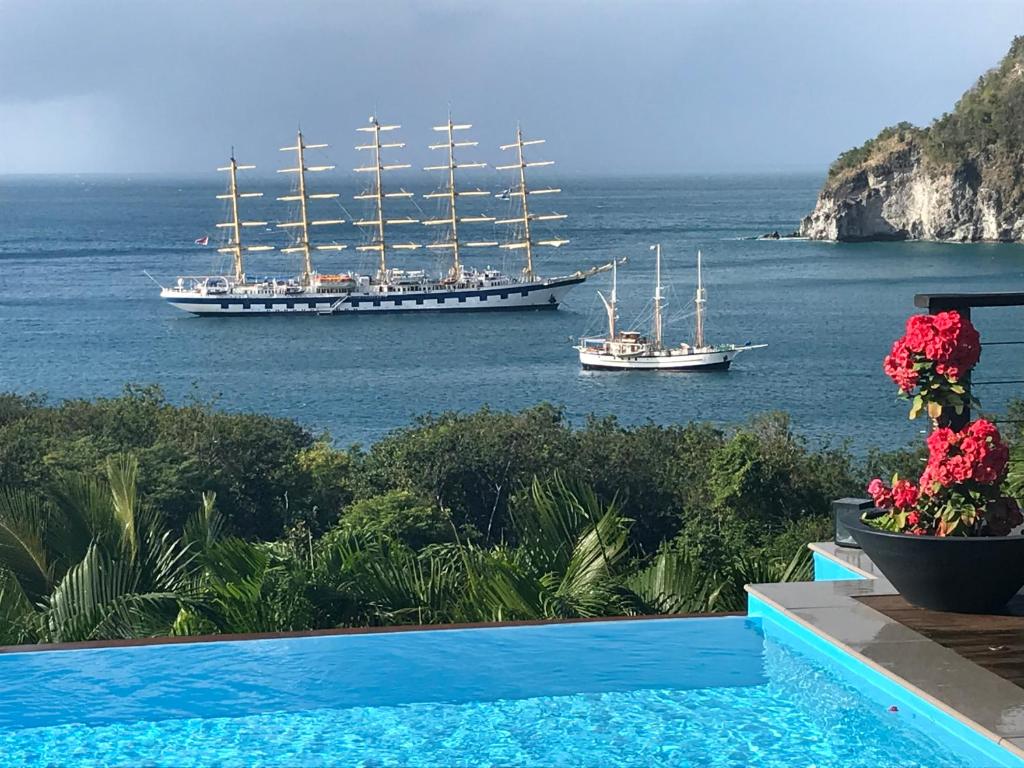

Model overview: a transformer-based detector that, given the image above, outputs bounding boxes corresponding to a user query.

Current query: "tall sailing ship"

[160,117,613,316]
[575,245,766,371]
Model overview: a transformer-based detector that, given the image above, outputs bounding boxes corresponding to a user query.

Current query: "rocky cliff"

[800,38,1024,242]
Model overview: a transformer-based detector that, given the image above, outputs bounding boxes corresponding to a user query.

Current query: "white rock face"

[799,144,1024,242]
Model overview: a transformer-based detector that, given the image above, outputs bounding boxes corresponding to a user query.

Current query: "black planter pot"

[849,518,1024,613]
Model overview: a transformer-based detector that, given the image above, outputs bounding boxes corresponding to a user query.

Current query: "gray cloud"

[1,0,1021,174]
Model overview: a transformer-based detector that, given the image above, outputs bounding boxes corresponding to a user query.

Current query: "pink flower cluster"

[867,419,1015,536]
[867,477,918,510]
[882,311,981,393]
[920,419,1009,491]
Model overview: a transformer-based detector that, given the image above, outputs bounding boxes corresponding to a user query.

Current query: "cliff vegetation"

[802,37,1024,241]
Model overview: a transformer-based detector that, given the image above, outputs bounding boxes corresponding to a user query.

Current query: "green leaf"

[0,490,53,605]
[909,395,924,420]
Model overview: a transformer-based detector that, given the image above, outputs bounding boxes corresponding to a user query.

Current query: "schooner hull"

[578,348,736,371]
[162,276,585,316]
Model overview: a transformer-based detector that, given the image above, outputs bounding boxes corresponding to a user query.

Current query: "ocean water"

[1,173,1022,450]
[0,617,1008,767]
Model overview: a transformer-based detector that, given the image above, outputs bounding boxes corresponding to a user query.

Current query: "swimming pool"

[0,615,1017,767]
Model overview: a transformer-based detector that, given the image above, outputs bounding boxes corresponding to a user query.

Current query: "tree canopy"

[0,385,948,645]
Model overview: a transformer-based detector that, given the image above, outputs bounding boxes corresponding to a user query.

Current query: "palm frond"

[106,454,140,557]
[468,479,630,621]
[561,502,629,598]
[0,490,52,605]
[41,543,181,642]
[715,546,814,612]
[193,537,278,634]
[468,551,546,621]
[0,568,36,644]
[624,550,725,614]
[44,471,107,570]
[184,491,224,555]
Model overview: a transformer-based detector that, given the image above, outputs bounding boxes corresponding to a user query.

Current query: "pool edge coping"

[748,543,1024,761]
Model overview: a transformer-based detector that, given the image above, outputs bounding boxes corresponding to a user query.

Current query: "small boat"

[575,245,766,371]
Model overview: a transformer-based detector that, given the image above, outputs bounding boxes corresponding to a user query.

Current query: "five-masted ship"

[160,117,612,316]
[576,245,766,370]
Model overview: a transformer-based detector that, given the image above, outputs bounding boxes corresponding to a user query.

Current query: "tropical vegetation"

[0,385,1011,646]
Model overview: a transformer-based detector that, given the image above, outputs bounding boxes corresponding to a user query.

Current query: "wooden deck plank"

[861,594,1024,690]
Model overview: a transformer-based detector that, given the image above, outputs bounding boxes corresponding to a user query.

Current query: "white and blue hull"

[162,275,585,316]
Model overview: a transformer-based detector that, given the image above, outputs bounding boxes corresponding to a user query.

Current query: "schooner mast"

[694,250,706,349]
[423,114,497,280]
[354,117,420,282]
[496,125,569,281]
[215,153,273,282]
[276,131,346,286]
[651,243,664,349]
[599,258,618,339]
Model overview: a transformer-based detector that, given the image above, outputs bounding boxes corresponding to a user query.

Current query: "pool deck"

[746,542,1024,759]
[863,592,1024,690]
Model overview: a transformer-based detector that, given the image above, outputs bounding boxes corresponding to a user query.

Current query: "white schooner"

[160,117,613,316]
[576,245,766,371]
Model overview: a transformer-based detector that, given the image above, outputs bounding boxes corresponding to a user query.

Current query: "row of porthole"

[218,290,531,311]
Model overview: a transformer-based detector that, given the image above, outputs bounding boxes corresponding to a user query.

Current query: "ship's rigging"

[276,131,346,286]
[162,115,614,316]
[422,114,497,280]
[495,125,569,280]
[353,117,420,282]
[214,153,273,282]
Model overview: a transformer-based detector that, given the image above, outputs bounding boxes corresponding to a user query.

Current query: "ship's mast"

[694,250,707,348]
[215,152,271,282]
[276,131,346,285]
[423,113,496,280]
[496,124,568,282]
[599,259,618,339]
[354,117,420,283]
[651,243,664,349]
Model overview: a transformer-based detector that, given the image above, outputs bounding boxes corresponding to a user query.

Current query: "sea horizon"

[2,173,1022,453]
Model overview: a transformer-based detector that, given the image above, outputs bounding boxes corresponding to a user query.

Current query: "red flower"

[882,340,918,393]
[891,479,919,510]
[867,478,893,509]
[927,427,956,457]
[884,312,980,397]
[968,419,999,441]
[906,512,920,526]
[904,314,936,354]
[946,454,973,482]
[933,311,961,334]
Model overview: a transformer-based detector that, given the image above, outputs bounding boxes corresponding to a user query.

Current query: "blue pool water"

[0,617,1014,767]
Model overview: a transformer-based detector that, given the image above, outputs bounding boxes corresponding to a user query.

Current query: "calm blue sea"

[1,173,1022,451]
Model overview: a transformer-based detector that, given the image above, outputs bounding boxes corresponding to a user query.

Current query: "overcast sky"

[1,0,1022,175]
